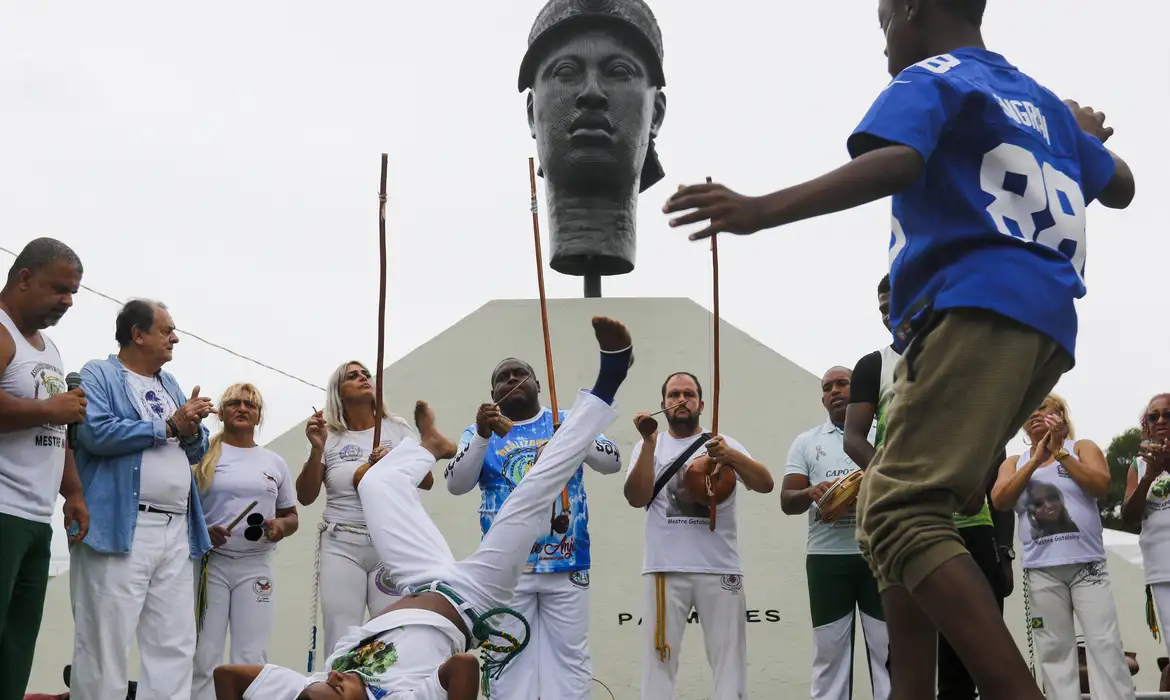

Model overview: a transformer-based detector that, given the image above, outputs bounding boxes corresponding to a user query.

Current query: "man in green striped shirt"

[844,275,1015,699]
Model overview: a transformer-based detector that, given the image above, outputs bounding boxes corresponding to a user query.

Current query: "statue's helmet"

[518,0,666,192]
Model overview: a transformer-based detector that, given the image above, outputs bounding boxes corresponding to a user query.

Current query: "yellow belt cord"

[654,573,671,663]
[1148,585,1161,641]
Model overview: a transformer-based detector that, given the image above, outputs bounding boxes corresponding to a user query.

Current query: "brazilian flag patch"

[1030,617,1044,629]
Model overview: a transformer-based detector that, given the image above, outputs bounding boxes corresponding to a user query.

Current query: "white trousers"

[357,390,617,618]
[1150,582,1170,658]
[640,571,749,700]
[318,524,401,654]
[1026,562,1135,700]
[70,510,197,700]
[491,571,592,700]
[811,612,890,700]
[191,550,276,700]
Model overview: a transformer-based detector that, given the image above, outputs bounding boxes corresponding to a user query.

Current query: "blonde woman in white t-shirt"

[295,360,429,668]
[991,394,1133,700]
[191,383,299,700]
[1122,393,1170,675]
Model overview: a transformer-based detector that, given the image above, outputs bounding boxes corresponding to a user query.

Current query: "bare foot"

[592,316,633,361]
[415,400,456,460]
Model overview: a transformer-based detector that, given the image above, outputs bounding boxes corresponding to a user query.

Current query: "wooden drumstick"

[226,500,259,533]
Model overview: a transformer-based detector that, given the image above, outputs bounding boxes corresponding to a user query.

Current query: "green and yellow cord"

[195,553,211,639]
[473,607,531,699]
[1148,585,1160,641]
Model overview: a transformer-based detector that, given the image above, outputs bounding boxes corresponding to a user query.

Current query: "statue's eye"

[608,61,635,78]
[552,62,579,79]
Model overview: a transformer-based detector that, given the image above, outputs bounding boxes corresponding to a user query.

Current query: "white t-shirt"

[1014,441,1106,570]
[785,421,874,555]
[1135,457,1170,585]
[322,417,416,526]
[627,430,749,575]
[200,444,296,555]
[124,371,191,512]
[243,607,462,700]
[0,310,67,523]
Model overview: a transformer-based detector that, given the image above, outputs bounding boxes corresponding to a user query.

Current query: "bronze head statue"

[519,0,667,295]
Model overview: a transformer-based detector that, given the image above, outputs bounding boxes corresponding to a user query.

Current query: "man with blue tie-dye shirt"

[444,357,621,700]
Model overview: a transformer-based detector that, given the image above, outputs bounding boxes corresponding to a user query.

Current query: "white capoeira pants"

[316,523,401,655]
[641,571,749,700]
[357,389,617,634]
[491,570,593,700]
[69,510,197,700]
[1026,561,1135,700]
[191,550,276,700]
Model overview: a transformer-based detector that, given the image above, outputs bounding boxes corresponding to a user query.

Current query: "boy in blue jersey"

[443,357,621,700]
[662,1,1135,697]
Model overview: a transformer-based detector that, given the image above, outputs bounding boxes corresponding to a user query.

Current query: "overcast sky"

[2,0,1165,549]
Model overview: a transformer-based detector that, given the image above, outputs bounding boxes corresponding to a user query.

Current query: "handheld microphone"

[66,372,82,450]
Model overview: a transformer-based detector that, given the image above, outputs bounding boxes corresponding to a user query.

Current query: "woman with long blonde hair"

[991,393,1132,700]
[190,383,299,700]
[296,360,433,667]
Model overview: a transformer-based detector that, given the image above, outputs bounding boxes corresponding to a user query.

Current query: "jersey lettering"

[979,142,1087,279]
[915,54,961,74]
[994,95,1051,145]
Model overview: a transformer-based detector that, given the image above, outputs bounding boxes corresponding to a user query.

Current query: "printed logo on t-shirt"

[1147,475,1170,514]
[569,570,590,589]
[253,577,273,602]
[331,635,398,698]
[339,444,364,462]
[262,471,279,496]
[32,362,67,435]
[720,574,743,593]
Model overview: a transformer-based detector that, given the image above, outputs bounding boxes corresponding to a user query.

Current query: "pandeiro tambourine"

[818,470,863,523]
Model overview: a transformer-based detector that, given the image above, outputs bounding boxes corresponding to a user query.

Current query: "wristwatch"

[999,545,1016,561]
[1054,447,1070,461]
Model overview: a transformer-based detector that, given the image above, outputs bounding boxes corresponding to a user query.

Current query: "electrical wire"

[0,245,325,391]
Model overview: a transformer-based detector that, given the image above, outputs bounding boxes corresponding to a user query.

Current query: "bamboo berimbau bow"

[373,154,389,451]
[706,176,722,532]
[528,158,572,535]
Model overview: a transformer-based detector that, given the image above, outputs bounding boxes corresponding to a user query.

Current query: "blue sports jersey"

[456,406,617,574]
[848,48,1116,359]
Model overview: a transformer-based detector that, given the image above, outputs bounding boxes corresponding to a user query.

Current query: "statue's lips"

[568,128,615,142]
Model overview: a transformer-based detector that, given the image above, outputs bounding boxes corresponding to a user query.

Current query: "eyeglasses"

[1148,411,1170,425]
[244,512,268,542]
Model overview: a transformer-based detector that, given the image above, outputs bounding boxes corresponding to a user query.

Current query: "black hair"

[877,274,891,295]
[660,371,703,400]
[6,237,82,283]
[491,357,535,385]
[115,299,165,347]
[939,0,987,27]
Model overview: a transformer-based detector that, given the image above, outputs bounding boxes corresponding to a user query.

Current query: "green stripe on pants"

[807,553,885,627]
[0,512,52,700]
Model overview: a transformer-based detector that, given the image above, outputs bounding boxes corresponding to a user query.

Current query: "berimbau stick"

[707,176,721,531]
[527,158,571,523]
[373,153,389,451]
[227,500,259,533]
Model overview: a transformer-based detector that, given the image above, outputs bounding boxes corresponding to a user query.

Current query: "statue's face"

[528,27,663,194]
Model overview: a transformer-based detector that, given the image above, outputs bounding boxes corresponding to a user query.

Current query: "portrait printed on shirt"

[1024,480,1082,540]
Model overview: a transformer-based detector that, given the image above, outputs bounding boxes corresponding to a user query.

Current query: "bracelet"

[1054,448,1070,461]
[165,418,179,438]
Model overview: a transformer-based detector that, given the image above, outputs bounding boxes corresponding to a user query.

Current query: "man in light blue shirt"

[70,299,215,700]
